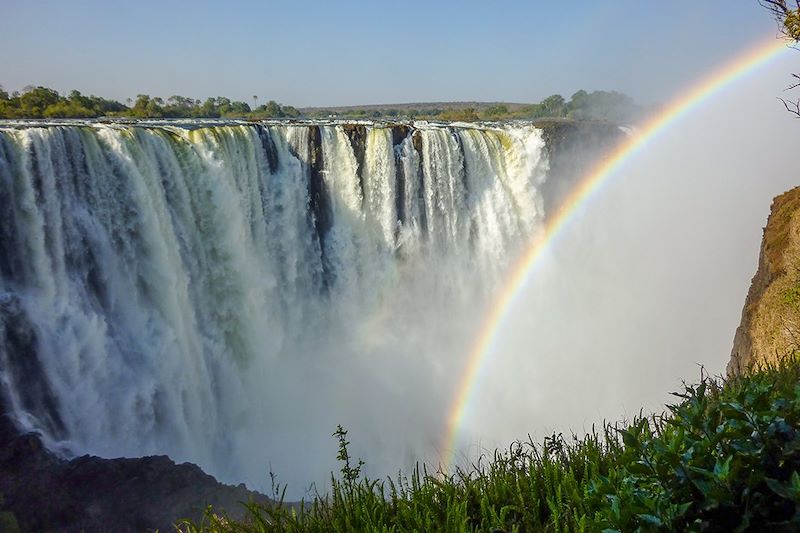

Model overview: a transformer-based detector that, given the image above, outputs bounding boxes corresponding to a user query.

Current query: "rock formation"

[730,186,800,374]
[0,401,271,532]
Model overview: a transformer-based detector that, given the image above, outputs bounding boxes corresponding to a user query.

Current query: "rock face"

[0,407,271,532]
[729,186,800,374]
[535,119,627,215]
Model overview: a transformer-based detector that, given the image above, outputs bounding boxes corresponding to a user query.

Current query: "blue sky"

[0,1,788,107]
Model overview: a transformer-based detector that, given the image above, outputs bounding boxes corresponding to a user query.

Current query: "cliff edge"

[730,186,800,374]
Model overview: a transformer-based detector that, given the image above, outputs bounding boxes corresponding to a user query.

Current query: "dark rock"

[390,125,410,147]
[255,124,280,174]
[341,124,367,198]
[0,412,272,532]
[307,125,333,288]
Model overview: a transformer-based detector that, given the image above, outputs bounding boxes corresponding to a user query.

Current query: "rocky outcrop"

[729,186,800,374]
[0,409,271,532]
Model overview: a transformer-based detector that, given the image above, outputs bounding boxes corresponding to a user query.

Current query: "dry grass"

[750,187,800,365]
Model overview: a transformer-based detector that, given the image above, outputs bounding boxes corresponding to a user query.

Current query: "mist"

[458,52,800,457]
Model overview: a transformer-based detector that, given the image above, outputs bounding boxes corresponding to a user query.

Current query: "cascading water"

[0,120,548,495]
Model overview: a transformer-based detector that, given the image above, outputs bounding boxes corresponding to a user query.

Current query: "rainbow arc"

[442,37,791,469]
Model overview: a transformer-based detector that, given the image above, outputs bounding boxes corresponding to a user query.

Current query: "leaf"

[608,495,621,519]
[620,430,640,450]
[713,456,732,481]
[766,477,793,499]
[638,514,664,526]
[674,501,693,517]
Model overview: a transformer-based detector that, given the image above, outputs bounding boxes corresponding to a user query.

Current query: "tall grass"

[180,358,800,532]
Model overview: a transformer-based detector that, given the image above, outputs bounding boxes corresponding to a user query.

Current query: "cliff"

[729,186,800,374]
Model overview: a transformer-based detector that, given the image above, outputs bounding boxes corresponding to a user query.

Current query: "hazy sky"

[0,1,788,107]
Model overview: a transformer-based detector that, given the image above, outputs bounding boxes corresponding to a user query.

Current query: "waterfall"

[0,121,548,494]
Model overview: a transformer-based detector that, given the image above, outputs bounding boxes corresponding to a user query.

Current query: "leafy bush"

[179,358,800,532]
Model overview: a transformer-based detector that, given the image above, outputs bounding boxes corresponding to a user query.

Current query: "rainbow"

[441,36,790,469]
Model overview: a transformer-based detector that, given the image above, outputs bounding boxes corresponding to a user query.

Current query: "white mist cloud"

[462,51,800,454]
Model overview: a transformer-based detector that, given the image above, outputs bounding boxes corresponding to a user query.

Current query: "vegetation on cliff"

[181,358,800,532]
[730,187,800,374]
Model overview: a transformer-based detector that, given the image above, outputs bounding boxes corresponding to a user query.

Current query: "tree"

[761,1,800,116]
[534,94,567,118]
[761,1,800,39]
[18,87,61,117]
[262,100,283,117]
[130,94,164,118]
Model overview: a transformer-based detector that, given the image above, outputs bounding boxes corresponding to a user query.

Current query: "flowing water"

[0,120,549,494]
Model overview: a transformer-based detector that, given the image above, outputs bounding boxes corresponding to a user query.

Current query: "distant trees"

[0,86,126,118]
[565,90,639,122]
[0,85,302,119]
[539,94,567,117]
[438,108,479,121]
[129,95,253,118]
[129,94,165,118]
[499,91,641,123]
[484,105,509,117]
[0,84,644,124]
[300,93,643,123]
[251,100,300,118]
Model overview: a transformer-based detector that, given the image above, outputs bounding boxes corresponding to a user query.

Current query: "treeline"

[0,86,126,118]
[0,85,298,119]
[0,85,642,124]
[126,95,299,119]
[308,90,644,124]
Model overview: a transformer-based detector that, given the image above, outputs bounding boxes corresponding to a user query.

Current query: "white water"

[0,121,548,495]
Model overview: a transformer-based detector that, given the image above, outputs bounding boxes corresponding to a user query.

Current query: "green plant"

[180,357,800,533]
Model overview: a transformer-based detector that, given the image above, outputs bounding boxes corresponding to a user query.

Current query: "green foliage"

[0,86,125,118]
[179,357,800,532]
[539,94,567,117]
[0,85,295,119]
[0,84,646,123]
[438,108,480,121]
[333,425,365,488]
[484,105,509,117]
[250,100,298,119]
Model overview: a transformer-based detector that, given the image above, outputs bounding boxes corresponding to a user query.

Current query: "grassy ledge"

[180,358,800,532]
